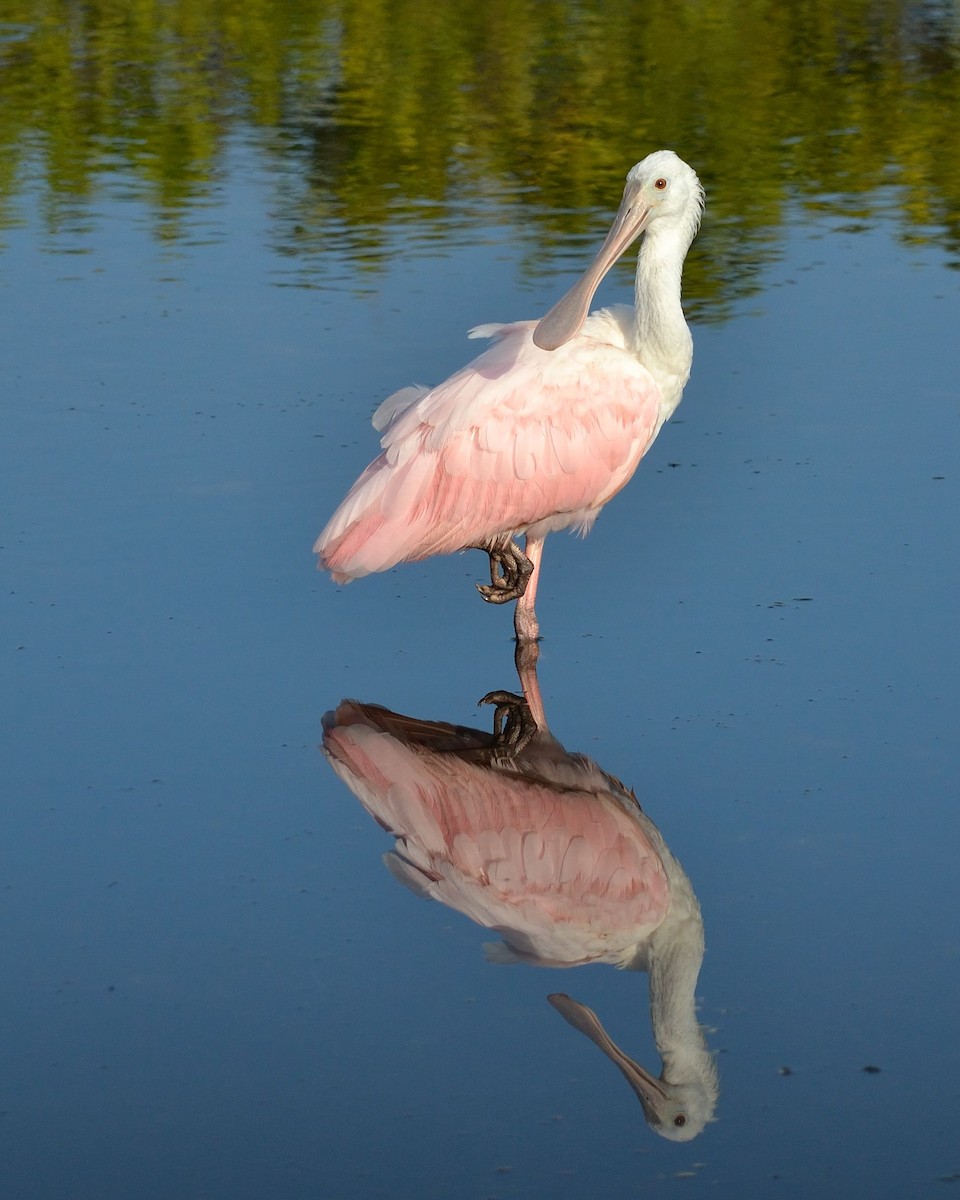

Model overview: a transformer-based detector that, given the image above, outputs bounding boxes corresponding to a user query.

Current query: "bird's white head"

[625,149,705,245]
[533,149,704,351]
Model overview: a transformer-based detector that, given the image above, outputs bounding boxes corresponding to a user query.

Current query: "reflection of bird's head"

[548,993,718,1142]
[639,1075,719,1143]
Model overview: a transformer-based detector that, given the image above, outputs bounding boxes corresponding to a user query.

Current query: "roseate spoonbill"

[321,647,718,1140]
[315,149,704,640]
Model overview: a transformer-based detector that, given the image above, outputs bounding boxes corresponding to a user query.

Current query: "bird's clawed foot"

[473,541,534,605]
[478,690,538,756]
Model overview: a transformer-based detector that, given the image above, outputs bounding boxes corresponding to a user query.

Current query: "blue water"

[2,136,959,1198]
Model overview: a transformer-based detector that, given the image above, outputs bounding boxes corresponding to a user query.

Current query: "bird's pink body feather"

[315,316,664,582]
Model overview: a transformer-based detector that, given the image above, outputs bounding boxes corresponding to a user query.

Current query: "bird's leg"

[478,689,538,756]
[472,539,534,605]
[513,535,544,642]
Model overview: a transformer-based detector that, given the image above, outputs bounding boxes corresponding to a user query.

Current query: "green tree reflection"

[1,0,958,307]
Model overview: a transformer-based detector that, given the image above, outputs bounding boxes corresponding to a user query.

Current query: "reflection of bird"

[315,150,704,640]
[321,646,717,1140]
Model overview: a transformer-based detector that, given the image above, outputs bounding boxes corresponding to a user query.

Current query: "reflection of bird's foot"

[478,689,538,755]
[473,541,533,604]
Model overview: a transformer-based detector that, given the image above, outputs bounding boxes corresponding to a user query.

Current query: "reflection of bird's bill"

[548,992,667,1106]
[534,185,651,350]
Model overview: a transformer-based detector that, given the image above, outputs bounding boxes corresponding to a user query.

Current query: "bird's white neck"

[632,223,695,418]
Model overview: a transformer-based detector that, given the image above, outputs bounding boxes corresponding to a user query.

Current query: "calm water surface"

[3,5,960,1199]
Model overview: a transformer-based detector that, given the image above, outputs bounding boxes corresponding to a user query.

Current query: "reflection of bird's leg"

[514,636,547,731]
[473,539,534,605]
[478,690,538,756]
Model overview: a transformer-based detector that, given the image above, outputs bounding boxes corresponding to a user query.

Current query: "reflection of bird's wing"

[333,701,494,755]
[323,702,669,966]
[315,319,662,581]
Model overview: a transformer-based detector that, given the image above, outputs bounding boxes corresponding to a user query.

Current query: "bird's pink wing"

[323,702,670,963]
[315,322,663,580]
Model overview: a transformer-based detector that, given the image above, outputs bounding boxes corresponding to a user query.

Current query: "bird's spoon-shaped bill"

[533,187,651,351]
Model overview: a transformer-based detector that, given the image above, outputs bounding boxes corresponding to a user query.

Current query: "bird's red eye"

[673,1114,687,1127]
[654,178,668,190]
